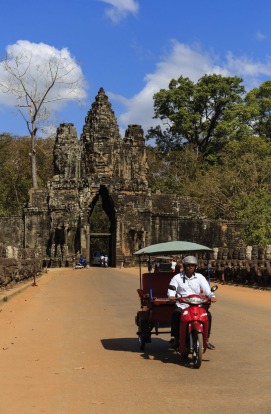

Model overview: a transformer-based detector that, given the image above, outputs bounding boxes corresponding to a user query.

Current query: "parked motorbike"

[169,285,218,368]
[74,260,90,269]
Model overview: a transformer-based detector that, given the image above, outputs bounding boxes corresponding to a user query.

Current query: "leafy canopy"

[148,74,245,154]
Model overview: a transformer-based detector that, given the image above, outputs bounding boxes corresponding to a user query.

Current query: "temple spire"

[81,87,121,143]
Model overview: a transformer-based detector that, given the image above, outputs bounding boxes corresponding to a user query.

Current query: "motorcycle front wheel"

[138,335,146,351]
[191,332,203,369]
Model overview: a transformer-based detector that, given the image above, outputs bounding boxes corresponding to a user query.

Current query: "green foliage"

[0,133,31,214]
[150,74,245,154]
[88,197,111,255]
[235,191,271,245]
[146,126,184,153]
[35,136,55,187]
[0,133,54,215]
[89,198,111,233]
[146,145,204,195]
[147,135,271,246]
[147,75,271,245]
[245,80,271,139]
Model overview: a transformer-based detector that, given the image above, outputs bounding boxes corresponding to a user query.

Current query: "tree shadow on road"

[101,338,210,368]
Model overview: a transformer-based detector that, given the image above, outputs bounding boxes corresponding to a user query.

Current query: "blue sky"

[1,0,271,138]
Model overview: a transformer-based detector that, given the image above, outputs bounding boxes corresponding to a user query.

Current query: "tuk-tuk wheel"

[138,335,146,351]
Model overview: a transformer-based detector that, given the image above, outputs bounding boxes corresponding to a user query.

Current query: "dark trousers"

[171,306,212,338]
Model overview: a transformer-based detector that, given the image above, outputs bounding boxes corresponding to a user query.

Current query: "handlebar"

[168,284,218,304]
[178,294,210,305]
[168,294,216,305]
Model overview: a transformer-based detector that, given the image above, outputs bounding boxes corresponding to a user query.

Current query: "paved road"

[0,266,270,414]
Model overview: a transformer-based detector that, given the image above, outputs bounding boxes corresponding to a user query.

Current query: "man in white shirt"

[167,255,216,350]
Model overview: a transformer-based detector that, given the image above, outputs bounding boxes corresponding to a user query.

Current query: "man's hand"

[211,297,217,303]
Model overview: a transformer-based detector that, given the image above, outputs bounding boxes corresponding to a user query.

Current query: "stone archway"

[88,186,116,267]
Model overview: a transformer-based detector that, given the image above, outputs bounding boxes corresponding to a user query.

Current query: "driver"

[167,255,216,350]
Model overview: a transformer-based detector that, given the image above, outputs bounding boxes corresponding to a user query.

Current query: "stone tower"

[36,88,151,266]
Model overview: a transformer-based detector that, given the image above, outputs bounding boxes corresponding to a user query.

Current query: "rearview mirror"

[211,285,218,292]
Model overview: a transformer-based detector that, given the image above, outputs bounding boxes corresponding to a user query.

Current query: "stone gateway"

[1,88,246,268]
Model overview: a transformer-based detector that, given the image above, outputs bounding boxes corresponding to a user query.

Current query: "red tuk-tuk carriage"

[134,241,213,353]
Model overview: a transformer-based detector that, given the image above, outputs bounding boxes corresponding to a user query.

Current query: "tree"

[244,80,271,139]
[146,134,271,245]
[0,41,87,188]
[146,145,204,195]
[0,133,32,214]
[235,190,271,245]
[183,136,271,235]
[146,126,184,153]
[149,74,245,154]
[35,136,55,187]
[0,133,54,215]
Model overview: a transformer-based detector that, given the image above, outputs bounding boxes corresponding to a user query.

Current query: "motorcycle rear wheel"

[137,319,150,351]
[192,332,203,369]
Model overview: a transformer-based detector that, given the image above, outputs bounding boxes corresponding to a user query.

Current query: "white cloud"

[226,51,271,77]
[110,40,271,134]
[256,31,267,41]
[98,0,139,23]
[0,40,88,111]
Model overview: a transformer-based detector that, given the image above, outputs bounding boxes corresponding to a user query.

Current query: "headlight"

[183,297,207,305]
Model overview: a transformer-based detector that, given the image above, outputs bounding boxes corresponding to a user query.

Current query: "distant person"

[79,255,87,267]
[104,254,108,267]
[155,259,162,272]
[174,260,181,274]
[171,257,177,272]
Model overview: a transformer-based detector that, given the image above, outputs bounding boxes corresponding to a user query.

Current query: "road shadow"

[101,337,211,368]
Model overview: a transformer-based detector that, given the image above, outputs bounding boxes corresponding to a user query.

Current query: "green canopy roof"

[133,241,212,256]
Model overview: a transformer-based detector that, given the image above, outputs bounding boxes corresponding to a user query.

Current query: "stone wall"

[0,257,42,287]
[198,245,271,288]
[0,216,24,248]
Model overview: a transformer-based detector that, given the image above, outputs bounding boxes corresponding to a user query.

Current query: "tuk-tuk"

[134,241,213,351]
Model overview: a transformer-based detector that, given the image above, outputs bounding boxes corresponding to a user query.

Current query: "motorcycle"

[74,259,90,269]
[168,285,218,368]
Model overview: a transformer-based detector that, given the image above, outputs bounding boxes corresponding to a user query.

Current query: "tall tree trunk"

[31,131,38,188]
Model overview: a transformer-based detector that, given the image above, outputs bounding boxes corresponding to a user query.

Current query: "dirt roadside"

[0,273,45,304]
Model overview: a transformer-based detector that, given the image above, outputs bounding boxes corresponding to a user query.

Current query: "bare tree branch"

[0,43,87,188]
